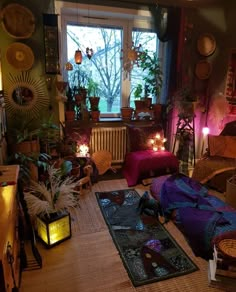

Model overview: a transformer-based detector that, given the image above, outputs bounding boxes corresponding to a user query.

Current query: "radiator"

[90,127,127,163]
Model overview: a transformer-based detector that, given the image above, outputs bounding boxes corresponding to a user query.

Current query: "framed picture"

[43,14,60,74]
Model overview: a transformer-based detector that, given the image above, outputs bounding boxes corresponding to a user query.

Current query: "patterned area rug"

[95,189,198,287]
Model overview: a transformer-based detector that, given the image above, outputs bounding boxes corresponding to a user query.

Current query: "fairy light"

[151,133,166,151]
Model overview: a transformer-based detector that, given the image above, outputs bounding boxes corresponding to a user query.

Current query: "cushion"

[123,150,179,186]
[208,135,236,158]
[127,124,164,152]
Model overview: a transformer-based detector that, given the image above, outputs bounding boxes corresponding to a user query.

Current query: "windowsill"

[64,118,156,128]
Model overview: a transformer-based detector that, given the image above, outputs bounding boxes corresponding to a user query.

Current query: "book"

[208,260,236,291]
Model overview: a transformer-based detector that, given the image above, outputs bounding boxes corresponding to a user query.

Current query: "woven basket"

[91,150,112,175]
[217,239,236,259]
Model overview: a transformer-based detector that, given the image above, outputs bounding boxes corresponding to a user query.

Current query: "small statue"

[137,191,166,224]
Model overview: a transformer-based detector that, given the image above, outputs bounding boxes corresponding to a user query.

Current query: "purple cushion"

[123,150,179,187]
[127,124,164,152]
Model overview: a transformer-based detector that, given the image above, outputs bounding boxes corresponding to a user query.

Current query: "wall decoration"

[43,14,60,74]
[0,3,35,39]
[195,60,212,80]
[4,71,48,118]
[6,42,34,71]
[197,33,216,57]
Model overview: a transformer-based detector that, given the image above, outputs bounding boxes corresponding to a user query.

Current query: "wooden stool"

[78,165,93,194]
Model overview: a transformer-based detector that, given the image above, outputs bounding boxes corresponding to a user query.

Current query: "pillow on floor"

[208,135,236,158]
[150,175,171,201]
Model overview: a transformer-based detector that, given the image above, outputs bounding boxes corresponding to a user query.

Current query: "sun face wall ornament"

[5,71,48,118]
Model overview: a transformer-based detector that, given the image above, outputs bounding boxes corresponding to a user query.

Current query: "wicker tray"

[217,239,236,259]
[0,3,35,39]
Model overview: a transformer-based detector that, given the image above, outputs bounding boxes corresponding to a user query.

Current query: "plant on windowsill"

[120,90,134,120]
[139,50,163,121]
[90,104,100,122]
[87,78,101,110]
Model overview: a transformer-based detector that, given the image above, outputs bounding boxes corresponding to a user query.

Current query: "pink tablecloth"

[123,150,179,186]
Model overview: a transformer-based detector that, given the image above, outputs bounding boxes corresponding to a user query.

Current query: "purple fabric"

[159,174,236,259]
[123,150,179,187]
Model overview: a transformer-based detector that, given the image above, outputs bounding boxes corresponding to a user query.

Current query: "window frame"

[56,1,164,118]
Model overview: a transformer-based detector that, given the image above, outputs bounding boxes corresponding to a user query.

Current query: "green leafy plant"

[133,83,143,99]
[139,50,163,103]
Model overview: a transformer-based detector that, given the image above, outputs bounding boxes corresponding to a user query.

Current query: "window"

[58,2,164,117]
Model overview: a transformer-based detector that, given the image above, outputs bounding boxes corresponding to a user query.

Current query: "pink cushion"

[123,150,179,187]
[127,124,164,152]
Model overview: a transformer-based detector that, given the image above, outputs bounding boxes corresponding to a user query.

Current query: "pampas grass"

[24,164,80,218]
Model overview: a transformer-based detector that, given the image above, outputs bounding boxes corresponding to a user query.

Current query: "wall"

[1,0,235,160]
[0,0,57,132]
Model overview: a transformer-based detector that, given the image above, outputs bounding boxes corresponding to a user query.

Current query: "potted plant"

[23,162,80,217]
[133,83,145,110]
[87,78,101,110]
[139,50,163,121]
[120,91,134,120]
[174,85,198,119]
[90,104,100,122]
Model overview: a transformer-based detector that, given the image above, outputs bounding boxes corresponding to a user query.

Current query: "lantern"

[74,49,82,64]
[36,211,71,248]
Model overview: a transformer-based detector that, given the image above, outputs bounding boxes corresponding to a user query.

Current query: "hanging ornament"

[65,61,73,71]
[121,42,143,80]
[86,47,94,59]
[74,49,82,64]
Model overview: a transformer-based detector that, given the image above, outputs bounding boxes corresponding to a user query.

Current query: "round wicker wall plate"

[217,239,236,259]
[6,42,34,71]
[197,33,216,56]
[0,3,35,39]
[195,60,212,80]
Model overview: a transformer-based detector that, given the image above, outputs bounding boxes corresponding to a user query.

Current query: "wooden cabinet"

[0,165,20,292]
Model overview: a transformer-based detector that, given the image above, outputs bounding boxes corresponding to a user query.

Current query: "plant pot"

[134,100,145,110]
[152,103,162,122]
[144,97,152,109]
[90,110,100,122]
[65,110,75,121]
[89,97,100,110]
[120,107,133,120]
[13,139,40,154]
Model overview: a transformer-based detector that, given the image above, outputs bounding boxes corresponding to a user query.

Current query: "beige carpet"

[20,179,224,292]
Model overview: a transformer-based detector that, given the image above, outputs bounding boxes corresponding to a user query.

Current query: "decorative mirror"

[5,72,48,118]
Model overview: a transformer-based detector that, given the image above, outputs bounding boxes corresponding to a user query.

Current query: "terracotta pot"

[90,110,100,122]
[89,97,100,110]
[134,100,145,110]
[144,97,152,109]
[152,104,162,122]
[13,139,40,154]
[65,110,75,121]
[120,107,133,120]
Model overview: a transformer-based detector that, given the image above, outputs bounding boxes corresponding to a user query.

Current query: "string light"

[150,133,167,151]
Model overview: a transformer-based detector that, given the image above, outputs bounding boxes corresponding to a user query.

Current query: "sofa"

[192,120,236,192]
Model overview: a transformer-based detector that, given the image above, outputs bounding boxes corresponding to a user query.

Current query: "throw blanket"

[160,174,236,259]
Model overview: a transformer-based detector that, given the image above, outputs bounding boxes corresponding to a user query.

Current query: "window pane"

[67,24,122,114]
[130,30,159,108]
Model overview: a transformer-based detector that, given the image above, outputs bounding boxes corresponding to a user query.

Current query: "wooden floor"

[20,178,225,292]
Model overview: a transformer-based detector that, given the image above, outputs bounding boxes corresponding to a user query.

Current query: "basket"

[217,239,236,259]
[91,150,112,175]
